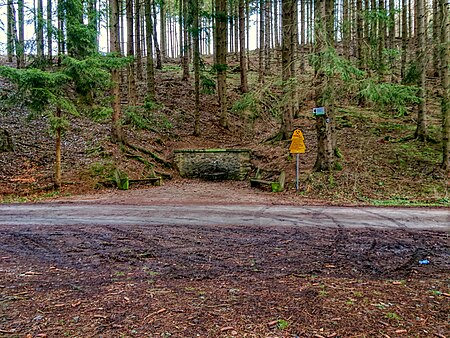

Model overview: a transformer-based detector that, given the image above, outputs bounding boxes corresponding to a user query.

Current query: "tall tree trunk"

[160,0,167,61]
[152,0,163,69]
[126,0,137,106]
[343,0,350,60]
[192,0,201,136]
[246,0,250,70]
[36,0,44,59]
[280,0,294,139]
[7,1,14,62]
[57,0,65,64]
[215,0,228,128]
[388,0,395,49]
[313,0,337,172]
[378,0,386,73]
[273,0,280,51]
[234,0,239,59]
[299,0,306,70]
[356,0,363,66]
[110,0,124,143]
[264,0,271,71]
[432,0,440,77]
[239,0,248,93]
[135,0,143,80]
[440,0,449,171]
[87,0,98,52]
[17,0,25,68]
[145,0,156,101]
[258,0,265,83]
[414,0,427,140]
[47,0,53,61]
[401,0,408,79]
[54,106,62,190]
[181,0,190,80]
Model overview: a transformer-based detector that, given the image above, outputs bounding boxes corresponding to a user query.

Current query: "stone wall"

[173,149,251,180]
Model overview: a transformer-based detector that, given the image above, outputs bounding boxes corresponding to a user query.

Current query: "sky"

[0,1,259,57]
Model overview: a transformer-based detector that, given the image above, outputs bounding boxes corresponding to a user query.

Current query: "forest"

[0,0,449,204]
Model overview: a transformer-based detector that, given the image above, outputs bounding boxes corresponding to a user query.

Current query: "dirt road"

[0,181,449,337]
[0,202,449,230]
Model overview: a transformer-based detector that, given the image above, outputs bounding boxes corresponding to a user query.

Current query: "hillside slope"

[0,58,448,205]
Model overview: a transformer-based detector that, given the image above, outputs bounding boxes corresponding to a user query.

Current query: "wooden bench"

[250,171,285,192]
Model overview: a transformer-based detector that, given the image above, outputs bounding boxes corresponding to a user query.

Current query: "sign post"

[289,129,306,192]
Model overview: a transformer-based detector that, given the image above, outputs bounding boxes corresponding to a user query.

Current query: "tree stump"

[0,129,14,152]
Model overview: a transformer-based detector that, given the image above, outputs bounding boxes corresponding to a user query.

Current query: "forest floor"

[0,56,449,337]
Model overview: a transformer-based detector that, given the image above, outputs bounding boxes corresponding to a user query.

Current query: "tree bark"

[135,0,143,80]
[378,0,386,73]
[152,0,163,69]
[181,0,190,80]
[47,0,53,61]
[414,0,427,140]
[401,0,407,79]
[356,0,363,66]
[36,0,44,59]
[280,0,294,140]
[264,0,271,71]
[313,0,336,172]
[440,0,449,171]
[126,0,137,106]
[110,0,124,143]
[160,0,167,61]
[7,1,14,62]
[145,0,156,101]
[239,0,248,93]
[215,0,228,128]
[258,0,265,83]
[192,0,201,136]
[432,0,440,77]
[54,107,62,190]
[17,0,25,67]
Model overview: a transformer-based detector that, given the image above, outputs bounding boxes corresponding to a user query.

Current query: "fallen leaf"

[267,320,278,327]
[71,301,81,307]
[124,296,130,302]
[24,271,42,276]
[93,315,107,319]
[220,326,234,332]
[442,293,450,298]
[144,308,167,321]
[392,281,403,285]
[395,329,407,334]
[324,264,336,268]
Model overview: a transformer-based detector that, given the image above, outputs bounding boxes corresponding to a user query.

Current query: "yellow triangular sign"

[290,129,306,154]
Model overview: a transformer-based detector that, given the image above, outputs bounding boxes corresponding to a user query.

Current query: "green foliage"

[232,93,258,119]
[48,114,70,135]
[200,73,216,94]
[61,55,112,103]
[360,80,421,116]
[124,101,172,132]
[211,63,228,73]
[87,106,112,122]
[63,0,98,58]
[312,47,365,82]
[276,319,289,330]
[89,160,115,178]
[402,61,419,85]
[113,169,129,190]
[0,66,77,120]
